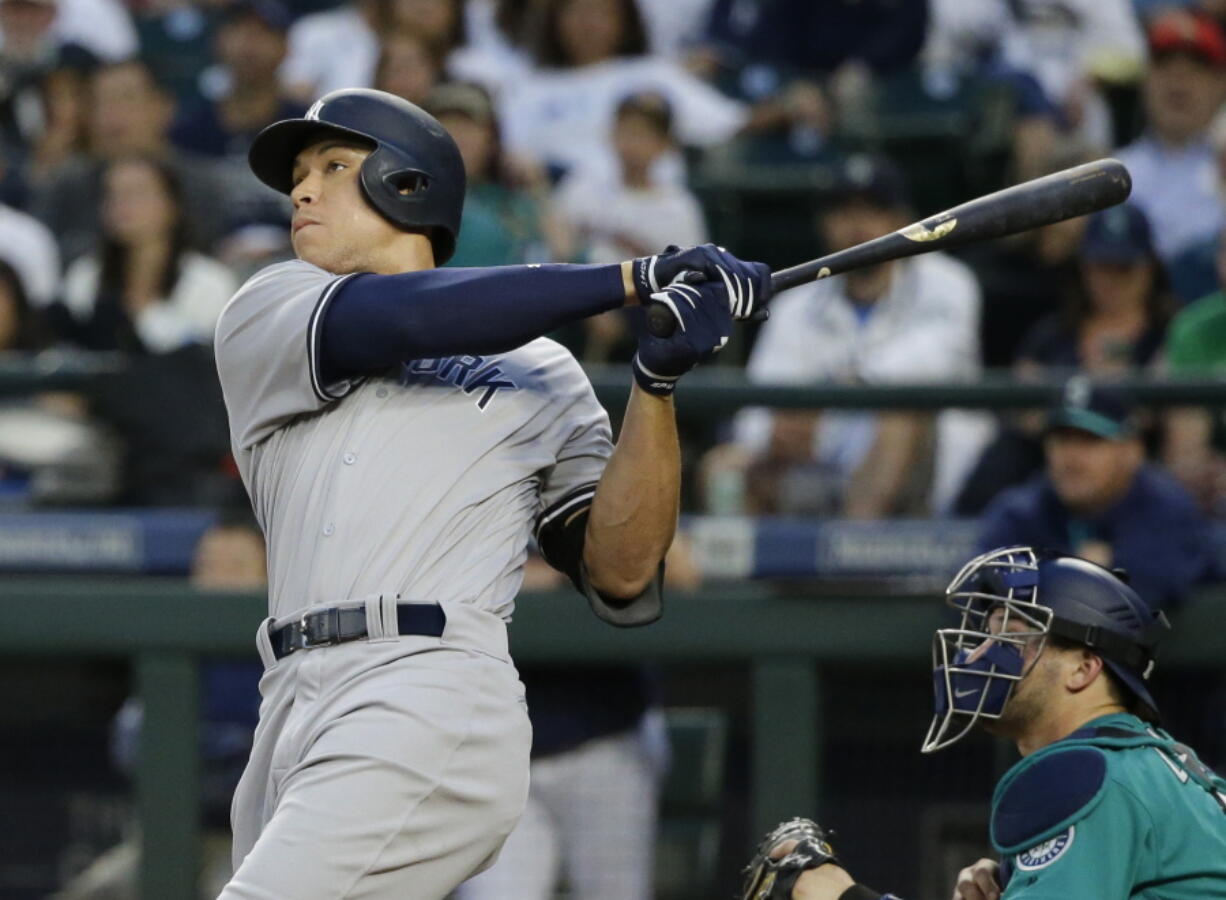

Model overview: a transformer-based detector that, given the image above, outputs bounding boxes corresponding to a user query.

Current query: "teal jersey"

[991,713,1226,899]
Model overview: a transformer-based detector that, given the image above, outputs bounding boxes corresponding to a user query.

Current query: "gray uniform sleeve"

[534,356,613,534]
[214,260,361,450]
[532,353,664,627]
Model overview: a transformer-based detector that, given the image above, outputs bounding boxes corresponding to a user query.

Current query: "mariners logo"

[1015,826,1075,871]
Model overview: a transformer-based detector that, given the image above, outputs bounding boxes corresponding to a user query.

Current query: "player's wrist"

[621,260,640,306]
[631,353,682,396]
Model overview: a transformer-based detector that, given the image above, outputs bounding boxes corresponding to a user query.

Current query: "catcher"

[741,547,1226,900]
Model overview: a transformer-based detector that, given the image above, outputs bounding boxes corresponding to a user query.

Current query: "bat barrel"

[649,158,1131,337]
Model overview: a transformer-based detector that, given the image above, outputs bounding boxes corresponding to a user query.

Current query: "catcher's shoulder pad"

[991,745,1109,854]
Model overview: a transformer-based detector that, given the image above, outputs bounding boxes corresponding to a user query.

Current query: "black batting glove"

[632,243,772,321]
[631,274,732,396]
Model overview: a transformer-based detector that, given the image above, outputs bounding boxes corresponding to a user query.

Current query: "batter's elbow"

[584,552,661,601]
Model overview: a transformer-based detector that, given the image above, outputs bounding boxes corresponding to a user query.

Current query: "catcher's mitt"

[740,817,840,900]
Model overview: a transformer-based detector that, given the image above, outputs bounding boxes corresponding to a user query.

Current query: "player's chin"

[292,233,337,271]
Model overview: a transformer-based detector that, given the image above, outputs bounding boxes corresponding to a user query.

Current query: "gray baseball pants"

[219,597,532,900]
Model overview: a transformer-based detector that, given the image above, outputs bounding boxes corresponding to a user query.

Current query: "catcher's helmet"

[923,546,1171,752]
[248,88,466,263]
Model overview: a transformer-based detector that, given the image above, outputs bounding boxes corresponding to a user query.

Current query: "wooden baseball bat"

[646,158,1132,338]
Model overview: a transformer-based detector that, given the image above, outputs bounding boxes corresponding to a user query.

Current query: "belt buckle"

[299,608,342,649]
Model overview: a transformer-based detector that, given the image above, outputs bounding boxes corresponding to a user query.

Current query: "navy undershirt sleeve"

[319,263,625,381]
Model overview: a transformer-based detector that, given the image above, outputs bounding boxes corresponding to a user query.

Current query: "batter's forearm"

[320,263,638,381]
[583,384,680,598]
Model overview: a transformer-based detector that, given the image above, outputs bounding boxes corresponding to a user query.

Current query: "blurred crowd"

[0,2,1224,897]
[0,0,1223,598]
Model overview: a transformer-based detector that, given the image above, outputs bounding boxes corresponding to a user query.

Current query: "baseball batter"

[212,88,770,899]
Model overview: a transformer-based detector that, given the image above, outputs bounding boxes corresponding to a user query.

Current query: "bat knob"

[646,302,676,338]
[644,270,705,339]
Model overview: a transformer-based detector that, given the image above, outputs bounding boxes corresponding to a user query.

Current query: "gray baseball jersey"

[215,258,613,622]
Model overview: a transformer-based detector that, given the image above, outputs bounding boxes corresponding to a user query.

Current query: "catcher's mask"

[921,546,1170,753]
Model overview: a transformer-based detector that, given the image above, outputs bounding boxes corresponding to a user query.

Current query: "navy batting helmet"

[248,88,466,264]
[923,546,1171,752]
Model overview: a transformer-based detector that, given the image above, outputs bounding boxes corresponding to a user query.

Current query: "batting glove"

[632,275,732,396]
[632,243,771,321]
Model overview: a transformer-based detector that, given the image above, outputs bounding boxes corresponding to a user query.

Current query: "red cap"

[1148,11,1226,67]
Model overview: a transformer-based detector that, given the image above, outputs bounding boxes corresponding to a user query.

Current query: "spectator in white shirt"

[702,155,984,518]
[498,0,748,182]
[553,91,706,263]
[280,0,381,101]
[282,0,465,102]
[553,90,708,361]
[1115,10,1226,266]
[50,0,135,62]
[53,155,235,354]
[447,0,535,96]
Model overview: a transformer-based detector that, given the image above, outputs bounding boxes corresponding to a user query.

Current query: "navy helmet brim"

[248,118,377,195]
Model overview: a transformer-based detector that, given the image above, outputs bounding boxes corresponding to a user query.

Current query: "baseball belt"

[270,603,447,660]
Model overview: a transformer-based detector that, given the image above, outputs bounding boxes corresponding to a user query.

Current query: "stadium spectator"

[375,29,447,108]
[956,204,1172,515]
[498,0,748,182]
[922,0,1149,185]
[386,0,466,59]
[163,0,301,275]
[978,378,1218,611]
[52,156,234,354]
[1115,10,1226,267]
[960,143,1096,369]
[552,91,708,361]
[554,91,706,262]
[1164,227,1226,517]
[704,154,983,518]
[281,0,380,100]
[47,155,235,505]
[446,0,537,92]
[703,0,928,81]
[427,81,562,267]
[131,0,222,109]
[1000,0,1145,150]
[1015,204,1173,375]
[1165,105,1226,304]
[0,0,96,165]
[0,248,120,504]
[32,58,232,262]
[23,53,93,187]
[171,0,301,159]
[281,0,464,101]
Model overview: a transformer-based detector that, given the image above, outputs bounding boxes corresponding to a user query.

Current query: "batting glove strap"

[631,246,677,304]
[631,244,771,316]
[631,353,681,396]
